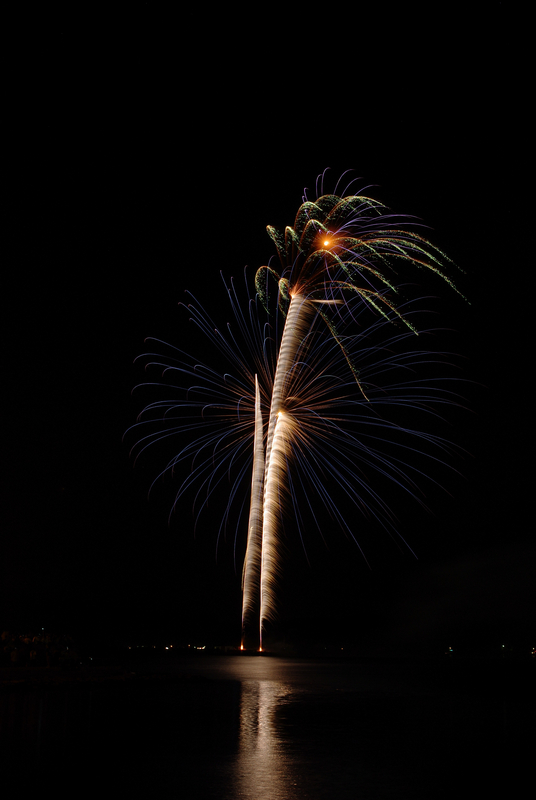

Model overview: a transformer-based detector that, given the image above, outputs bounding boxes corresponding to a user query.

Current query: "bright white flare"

[259,294,315,645]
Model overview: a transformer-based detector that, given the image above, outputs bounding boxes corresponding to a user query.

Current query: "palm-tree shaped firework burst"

[127,172,465,651]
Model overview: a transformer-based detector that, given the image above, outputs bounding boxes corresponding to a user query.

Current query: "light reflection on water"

[196,658,307,798]
[231,679,296,799]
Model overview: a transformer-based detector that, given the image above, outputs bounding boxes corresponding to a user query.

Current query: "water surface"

[2,656,533,798]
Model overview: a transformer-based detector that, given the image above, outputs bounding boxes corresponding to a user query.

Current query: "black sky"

[2,7,532,651]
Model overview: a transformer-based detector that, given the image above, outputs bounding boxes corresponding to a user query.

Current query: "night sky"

[3,7,532,652]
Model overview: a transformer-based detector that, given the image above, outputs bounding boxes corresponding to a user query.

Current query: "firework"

[128,173,465,651]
